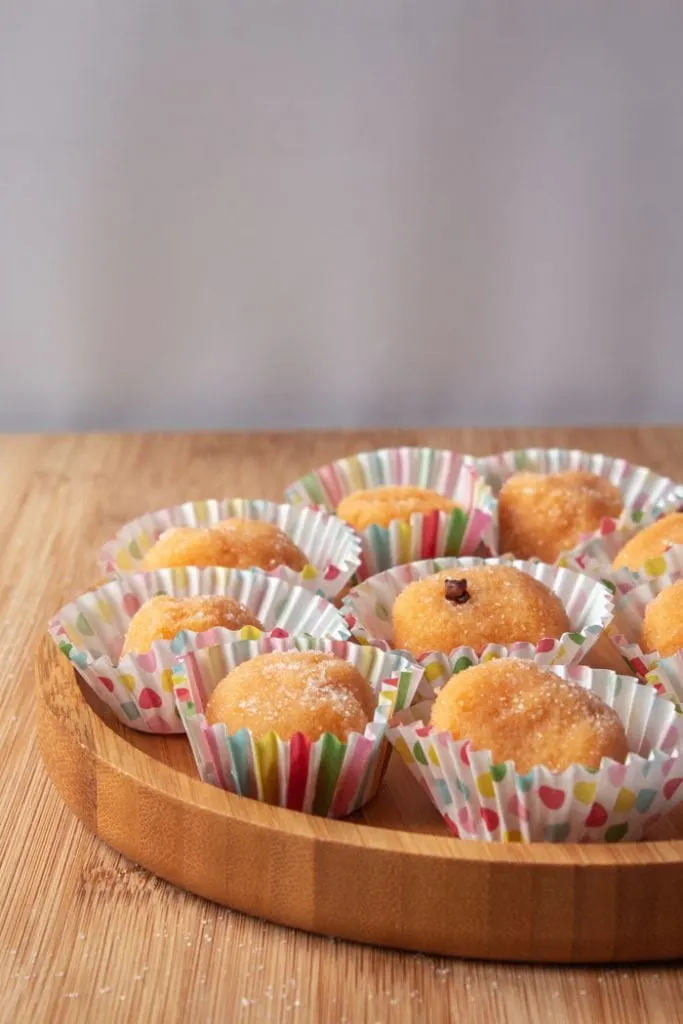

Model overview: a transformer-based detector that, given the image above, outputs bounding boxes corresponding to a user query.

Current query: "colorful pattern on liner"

[341,556,614,680]
[388,667,683,843]
[284,447,497,580]
[48,566,350,734]
[173,635,424,817]
[478,447,683,569]
[99,498,361,600]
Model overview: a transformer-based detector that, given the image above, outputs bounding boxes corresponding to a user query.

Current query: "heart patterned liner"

[174,636,424,817]
[99,498,362,601]
[284,446,497,580]
[607,545,683,702]
[48,567,350,734]
[477,447,683,571]
[388,663,683,843]
[341,556,615,689]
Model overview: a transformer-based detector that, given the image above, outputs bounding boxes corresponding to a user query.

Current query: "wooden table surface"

[3,426,683,1024]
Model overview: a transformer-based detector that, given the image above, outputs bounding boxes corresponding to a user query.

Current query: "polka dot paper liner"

[99,498,362,601]
[341,556,615,689]
[477,447,683,568]
[559,511,683,594]
[607,545,683,702]
[48,567,351,734]
[173,636,424,817]
[387,666,683,843]
[284,446,497,580]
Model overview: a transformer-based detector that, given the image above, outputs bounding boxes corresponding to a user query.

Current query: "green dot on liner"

[453,656,474,674]
[605,822,629,842]
[490,763,507,782]
[412,742,428,766]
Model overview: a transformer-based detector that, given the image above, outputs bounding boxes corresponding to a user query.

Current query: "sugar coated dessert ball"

[392,565,570,657]
[612,513,683,573]
[499,470,623,563]
[641,579,683,658]
[206,650,376,741]
[336,485,459,532]
[142,520,307,572]
[122,594,263,655]
[430,659,629,773]
[214,518,308,570]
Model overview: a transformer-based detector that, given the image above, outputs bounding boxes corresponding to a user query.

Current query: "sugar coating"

[142,520,307,572]
[337,485,459,532]
[613,513,683,572]
[206,651,376,741]
[392,565,570,657]
[122,595,263,655]
[641,579,683,658]
[430,659,629,773]
[499,471,623,563]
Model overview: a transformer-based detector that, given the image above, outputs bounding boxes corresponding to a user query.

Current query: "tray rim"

[35,635,683,963]
[37,636,683,867]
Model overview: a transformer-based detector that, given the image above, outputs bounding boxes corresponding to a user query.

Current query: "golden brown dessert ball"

[392,565,570,657]
[336,485,459,532]
[499,471,623,563]
[122,595,263,655]
[206,651,377,741]
[430,660,629,773]
[641,579,683,658]
[612,513,683,573]
[142,520,307,572]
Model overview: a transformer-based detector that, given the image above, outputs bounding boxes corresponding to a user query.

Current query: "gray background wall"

[1,0,682,432]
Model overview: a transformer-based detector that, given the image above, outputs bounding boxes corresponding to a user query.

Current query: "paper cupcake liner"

[341,556,614,694]
[607,546,683,698]
[48,567,351,734]
[388,665,683,842]
[99,498,362,601]
[284,447,497,580]
[173,636,424,816]
[477,447,683,566]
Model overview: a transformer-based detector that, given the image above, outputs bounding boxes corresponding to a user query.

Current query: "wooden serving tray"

[36,635,683,964]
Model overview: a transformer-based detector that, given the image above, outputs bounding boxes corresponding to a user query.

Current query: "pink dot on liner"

[607,763,628,788]
[536,638,556,654]
[507,795,529,822]
[145,714,172,733]
[136,649,157,673]
[662,725,681,752]
[458,807,475,833]
[123,594,141,618]
[196,628,219,649]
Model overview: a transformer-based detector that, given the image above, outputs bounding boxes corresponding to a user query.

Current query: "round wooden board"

[36,635,683,964]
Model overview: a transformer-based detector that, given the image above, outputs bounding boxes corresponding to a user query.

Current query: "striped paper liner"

[477,447,683,567]
[174,636,424,816]
[99,498,362,601]
[388,665,683,843]
[284,447,497,580]
[48,567,350,734]
[607,546,683,699]
[341,556,614,695]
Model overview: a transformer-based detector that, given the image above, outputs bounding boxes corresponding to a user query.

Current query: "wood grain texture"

[2,427,683,1022]
[35,633,683,965]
